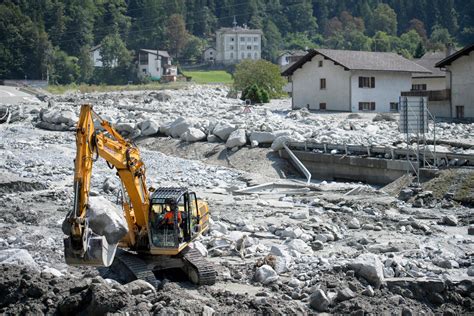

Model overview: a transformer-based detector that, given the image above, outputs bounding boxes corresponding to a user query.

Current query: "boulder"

[271,133,306,151]
[348,218,361,229]
[0,248,39,270]
[255,264,278,285]
[87,196,129,245]
[212,221,228,234]
[249,131,276,144]
[441,215,458,226]
[348,253,384,287]
[138,119,159,136]
[226,129,247,148]
[152,91,171,102]
[287,239,312,254]
[115,122,140,138]
[124,279,157,295]
[337,287,356,302]
[181,128,206,142]
[309,289,330,312]
[168,117,194,138]
[42,267,63,278]
[191,241,208,257]
[213,122,236,141]
[40,108,77,126]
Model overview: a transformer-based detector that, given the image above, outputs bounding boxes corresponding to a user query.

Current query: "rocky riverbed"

[0,85,473,315]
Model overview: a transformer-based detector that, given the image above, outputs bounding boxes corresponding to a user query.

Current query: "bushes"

[234,59,285,99]
[241,84,270,104]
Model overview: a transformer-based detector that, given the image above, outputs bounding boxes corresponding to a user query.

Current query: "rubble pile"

[0,86,472,314]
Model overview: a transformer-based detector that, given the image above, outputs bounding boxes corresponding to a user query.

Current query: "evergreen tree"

[371,3,397,36]
[262,20,282,62]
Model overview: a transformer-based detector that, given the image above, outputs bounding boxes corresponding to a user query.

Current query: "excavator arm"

[64,104,150,266]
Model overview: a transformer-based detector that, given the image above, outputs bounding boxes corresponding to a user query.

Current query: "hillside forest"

[1,0,472,84]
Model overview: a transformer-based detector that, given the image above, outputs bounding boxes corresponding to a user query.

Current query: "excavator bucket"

[64,226,117,267]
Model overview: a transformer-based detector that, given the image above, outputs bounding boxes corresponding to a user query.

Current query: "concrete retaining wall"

[279,150,418,185]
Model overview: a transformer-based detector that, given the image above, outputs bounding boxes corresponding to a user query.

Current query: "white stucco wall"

[91,50,102,67]
[412,77,446,91]
[138,53,161,78]
[291,55,350,111]
[448,51,474,118]
[216,30,261,64]
[350,71,412,113]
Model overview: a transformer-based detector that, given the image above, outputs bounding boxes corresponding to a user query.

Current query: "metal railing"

[283,143,312,184]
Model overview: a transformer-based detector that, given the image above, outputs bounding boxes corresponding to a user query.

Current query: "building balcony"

[401,89,451,101]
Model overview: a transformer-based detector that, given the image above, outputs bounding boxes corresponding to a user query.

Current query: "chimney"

[446,43,455,57]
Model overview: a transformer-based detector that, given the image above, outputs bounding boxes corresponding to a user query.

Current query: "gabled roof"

[436,43,474,68]
[281,49,430,76]
[413,52,447,78]
[139,49,170,58]
[90,44,102,52]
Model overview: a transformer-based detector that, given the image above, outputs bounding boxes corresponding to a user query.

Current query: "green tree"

[165,14,188,58]
[78,45,94,83]
[181,35,205,63]
[127,0,164,51]
[61,0,95,55]
[234,60,285,98]
[94,0,131,44]
[262,20,282,62]
[97,34,133,84]
[429,25,453,50]
[414,42,426,58]
[399,30,422,57]
[371,31,391,52]
[282,0,317,34]
[50,49,80,84]
[371,3,397,36]
[284,32,313,50]
[407,19,427,41]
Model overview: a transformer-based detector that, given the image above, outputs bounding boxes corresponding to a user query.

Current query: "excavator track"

[112,249,159,287]
[181,247,216,285]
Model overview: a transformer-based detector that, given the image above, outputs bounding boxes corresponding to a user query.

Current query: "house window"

[318,60,323,67]
[139,52,148,65]
[247,45,252,50]
[359,76,375,88]
[254,45,258,50]
[229,45,233,50]
[390,102,399,112]
[254,37,258,42]
[247,53,251,58]
[241,52,244,58]
[240,37,245,41]
[231,37,234,42]
[320,103,326,110]
[230,52,233,59]
[359,102,376,111]
[254,52,258,58]
[456,106,464,118]
[210,51,213,55]
[320,78,326,90]
[412,84,427,91]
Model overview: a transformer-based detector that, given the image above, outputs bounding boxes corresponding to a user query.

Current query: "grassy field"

[46,82,188,94]
[183,70,233,84]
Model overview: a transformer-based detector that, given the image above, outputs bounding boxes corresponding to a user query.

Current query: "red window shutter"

[371,102,376,110]
[359,103,363,110]
[359,77,362,88]
[371,77,375,88]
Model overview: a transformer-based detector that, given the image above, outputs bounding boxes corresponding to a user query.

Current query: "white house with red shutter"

[282,49,430,112]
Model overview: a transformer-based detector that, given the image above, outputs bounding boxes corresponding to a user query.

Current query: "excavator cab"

[148,188,203,254]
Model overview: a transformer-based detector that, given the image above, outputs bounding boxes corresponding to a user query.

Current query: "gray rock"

[152,92,171,102]
[168,117,194,138]
[211,221,228,234]
[362,285,375,297]
[468,225,474,235]
[348,218,361,229]
[226,129,247,148]
[181,127,206,142]
[124,279,157,295]
[289,211,308,220]
[0,248,39,270]
[255,265,278,285]
[441,215,458,226]
[202,306,215,316]
[467,266,474,276]
[433,259,459,269]
[207,134,219,143]
[249,131,276,144]
[138,119,159,136]
[213,122,236,141]
[87,196,129,245]
[309,289,330,312]
[270,134,305,151]
[311,240,324,251]
[337,287,356,302]
[348,253,384,287]
[286,239,312,254]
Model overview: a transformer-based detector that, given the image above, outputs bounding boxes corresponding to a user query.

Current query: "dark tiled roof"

[413,52,447,77]
[282,49,430,76]
[140,49,170,58]
[436,43,474,68]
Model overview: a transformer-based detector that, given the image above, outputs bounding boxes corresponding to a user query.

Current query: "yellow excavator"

[62,104,216,286]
